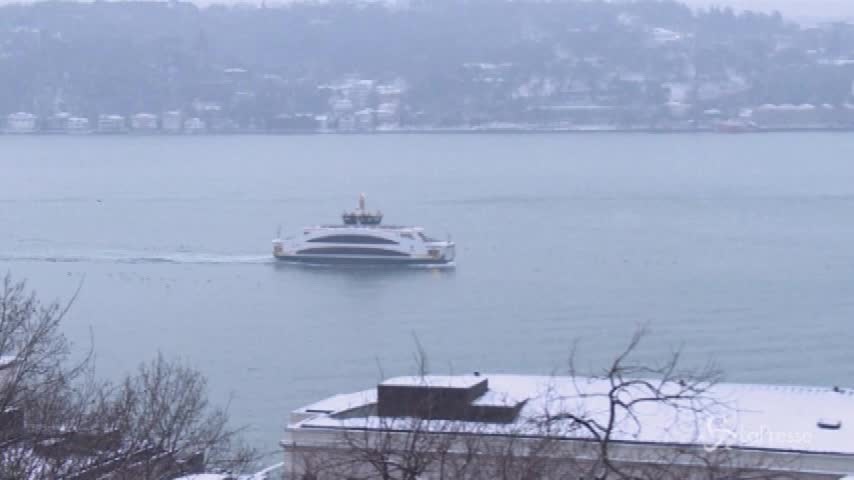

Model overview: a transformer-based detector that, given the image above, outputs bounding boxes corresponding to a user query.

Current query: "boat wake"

[405,262,457,270]
[0,251,274,265]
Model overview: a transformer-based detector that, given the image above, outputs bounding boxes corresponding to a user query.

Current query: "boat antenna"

[359,193,366,211]
[276,225,282,238]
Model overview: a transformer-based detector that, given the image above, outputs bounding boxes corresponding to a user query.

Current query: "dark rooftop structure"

[377,375,527,423]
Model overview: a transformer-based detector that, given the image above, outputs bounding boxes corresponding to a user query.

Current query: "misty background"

[5,0,854,134]
[682,0,853,23]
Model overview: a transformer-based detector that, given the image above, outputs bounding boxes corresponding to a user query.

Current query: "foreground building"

[283,374,854,480]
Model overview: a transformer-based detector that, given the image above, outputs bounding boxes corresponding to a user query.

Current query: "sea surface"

[2,133,853,458]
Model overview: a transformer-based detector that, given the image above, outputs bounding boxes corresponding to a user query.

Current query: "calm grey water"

[2,133,853,457]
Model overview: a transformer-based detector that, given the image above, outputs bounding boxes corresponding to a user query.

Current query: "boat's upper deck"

[312,224,424,232]
[291,224,443,244]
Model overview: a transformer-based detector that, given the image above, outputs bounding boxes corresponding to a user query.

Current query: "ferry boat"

[272,195,456,266]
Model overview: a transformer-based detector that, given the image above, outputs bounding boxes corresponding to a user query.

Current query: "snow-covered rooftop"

[0,355,16,369]
[471,388,527,407]
[380,375,485,389]
[172,475,231,480]
[291,374,854,456]
[297,390,375,415]
[171,462,284,480]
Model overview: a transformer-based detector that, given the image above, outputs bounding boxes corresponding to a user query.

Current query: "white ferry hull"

[273,253,454,266]
[273,239,455,266]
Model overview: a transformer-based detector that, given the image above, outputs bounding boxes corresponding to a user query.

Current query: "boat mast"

[342,193,382,226]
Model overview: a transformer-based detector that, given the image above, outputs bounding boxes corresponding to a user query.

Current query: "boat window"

[418,232,438,242]
[400,232,414,239]
[307,235,398,245]
[296,247,409,257]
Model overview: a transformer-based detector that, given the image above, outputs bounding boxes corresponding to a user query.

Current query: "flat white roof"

[297,389,375,415]
[292,374,854,456]
[0,355,16,369]
[470,388,527,407]
[381,375,485,389]
[172,475,229,480]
